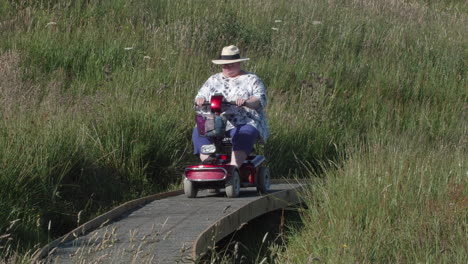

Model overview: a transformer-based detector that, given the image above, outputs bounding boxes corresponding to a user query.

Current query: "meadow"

[0,0,466,262]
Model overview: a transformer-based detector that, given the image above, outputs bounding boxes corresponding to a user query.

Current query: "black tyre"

[256,166,271,195]
[225,170,240,198]
[184,177,198,198]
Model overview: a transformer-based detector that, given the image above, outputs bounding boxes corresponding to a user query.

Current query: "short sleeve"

[195,76,215,100]
[252,76,267,108]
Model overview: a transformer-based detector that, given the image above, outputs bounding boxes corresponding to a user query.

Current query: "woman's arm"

[250,76,267,109]
[235,97,261,109]
[195,76,215,106]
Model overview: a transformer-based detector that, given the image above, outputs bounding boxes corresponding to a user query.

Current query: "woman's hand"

[195,97,205,107]
[235,98,247,107]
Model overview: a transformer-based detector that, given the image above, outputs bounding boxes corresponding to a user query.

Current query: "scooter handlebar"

[193,101,238,107]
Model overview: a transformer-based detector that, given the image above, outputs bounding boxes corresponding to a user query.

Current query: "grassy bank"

[275,0,467,263]
[281,136,466,263]
[0,0,466,262]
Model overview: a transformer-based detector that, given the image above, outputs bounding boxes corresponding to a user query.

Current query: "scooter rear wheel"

[256,166,271,195]
[225,170,240,198]
[184,177,198,198]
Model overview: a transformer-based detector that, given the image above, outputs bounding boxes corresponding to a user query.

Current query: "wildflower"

[143,56,151,60]
[342,244,348,248]
[275,20,282,23]
[124,47,134,51]
[271,27,279,31]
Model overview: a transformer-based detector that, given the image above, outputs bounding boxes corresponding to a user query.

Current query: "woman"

[193,45,269,168]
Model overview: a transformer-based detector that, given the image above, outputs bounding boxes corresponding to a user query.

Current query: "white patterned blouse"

[195,72,269,143]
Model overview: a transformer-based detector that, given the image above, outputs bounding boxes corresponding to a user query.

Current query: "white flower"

[274,20,282,23]
[124,47,134,51]
[143,56,151,60]
[271,27,279,31]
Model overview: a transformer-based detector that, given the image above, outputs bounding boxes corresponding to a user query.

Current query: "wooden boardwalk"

[38,182,304,263]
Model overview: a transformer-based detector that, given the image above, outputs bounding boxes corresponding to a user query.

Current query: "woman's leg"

[192,126,213,162]
[231,150,248,168]
[229,125,259,168]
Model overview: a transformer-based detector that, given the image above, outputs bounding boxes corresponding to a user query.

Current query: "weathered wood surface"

[41,182,304,263]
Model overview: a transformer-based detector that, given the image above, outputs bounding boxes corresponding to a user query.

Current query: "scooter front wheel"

[225,170,240,198]
[184,177,198,198]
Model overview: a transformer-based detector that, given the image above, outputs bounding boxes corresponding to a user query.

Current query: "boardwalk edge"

[32,189,184,263]
[191,179,306,260]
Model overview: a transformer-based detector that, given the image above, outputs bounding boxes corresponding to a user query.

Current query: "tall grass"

[281,136,466,263]
[274,0,467,263]
[0,0,466,261]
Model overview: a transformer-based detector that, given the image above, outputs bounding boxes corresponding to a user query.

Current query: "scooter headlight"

[201,144,216,154]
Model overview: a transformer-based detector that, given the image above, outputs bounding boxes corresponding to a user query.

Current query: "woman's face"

[221,62,242,77]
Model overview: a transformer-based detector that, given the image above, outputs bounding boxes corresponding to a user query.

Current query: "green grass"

[281,135,467,263]
[0,0,466,262]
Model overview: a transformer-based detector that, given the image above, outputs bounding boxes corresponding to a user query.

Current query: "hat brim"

[211,58,250,65]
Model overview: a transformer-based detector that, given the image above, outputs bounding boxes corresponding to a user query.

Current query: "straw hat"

[212,45,250,64]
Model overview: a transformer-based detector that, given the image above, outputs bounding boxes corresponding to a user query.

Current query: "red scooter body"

[184,94,270,198]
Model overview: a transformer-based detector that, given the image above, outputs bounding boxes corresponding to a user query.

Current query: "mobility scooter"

[183,94,270,198]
